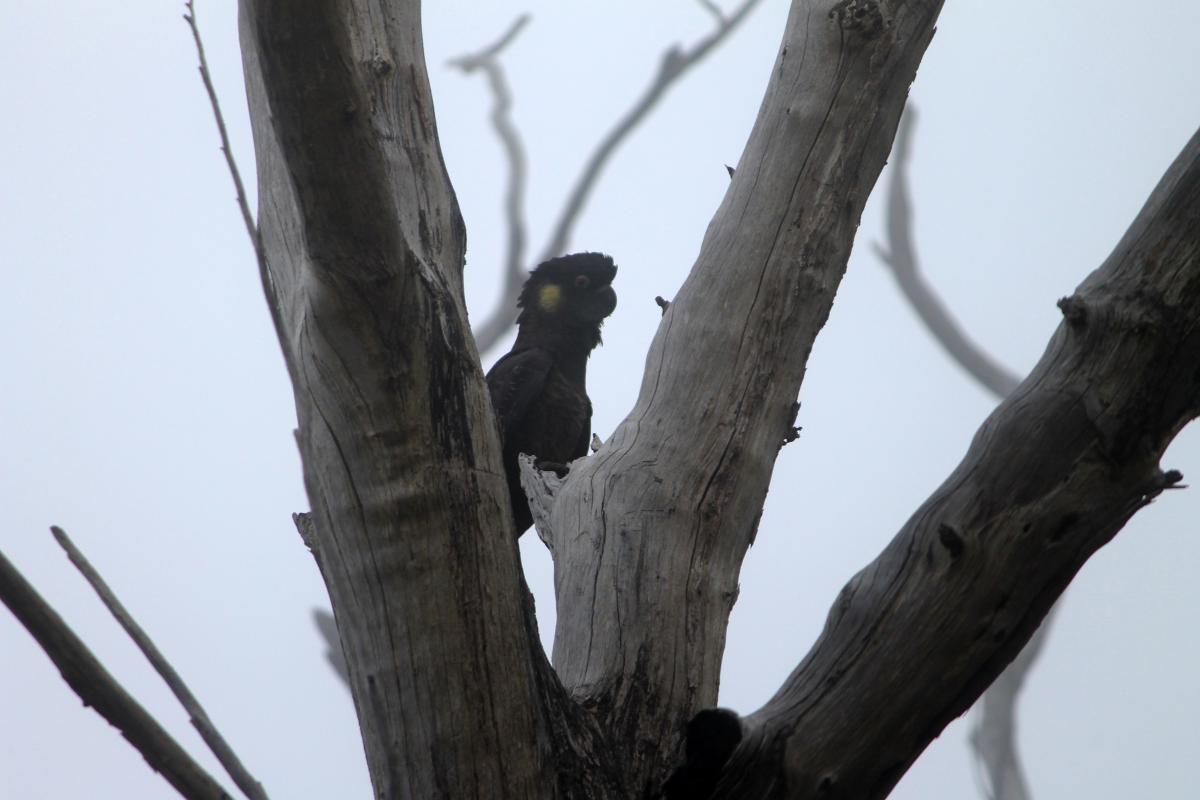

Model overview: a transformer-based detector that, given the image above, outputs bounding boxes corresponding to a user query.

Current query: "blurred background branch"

[466,0,764,354]
[448,15,532,353]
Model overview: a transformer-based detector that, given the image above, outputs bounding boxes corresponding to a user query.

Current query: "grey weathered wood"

[237,2,601,797]
[714,126,1200,799]
[233,0,1200,797]
[542,0,945,792]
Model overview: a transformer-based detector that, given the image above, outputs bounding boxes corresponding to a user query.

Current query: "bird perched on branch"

[486,252,618,534]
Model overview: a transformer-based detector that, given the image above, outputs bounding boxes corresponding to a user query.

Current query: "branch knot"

[829,0,890,39]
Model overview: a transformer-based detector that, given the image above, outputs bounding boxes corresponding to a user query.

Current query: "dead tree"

[5,1,1198,798]
[234,0,1200,796]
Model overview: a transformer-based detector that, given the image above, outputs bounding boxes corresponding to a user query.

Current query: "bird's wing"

[485,347,555,434]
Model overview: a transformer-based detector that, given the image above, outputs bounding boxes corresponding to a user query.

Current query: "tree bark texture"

[711,127,1200,799]
[238,2,609,798]
[237,0,1200,798]
[540,0,943,793]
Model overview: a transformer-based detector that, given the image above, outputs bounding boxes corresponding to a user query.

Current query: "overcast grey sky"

[2,1,1198,798]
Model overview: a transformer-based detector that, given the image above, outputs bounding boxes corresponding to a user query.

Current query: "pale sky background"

[3,1,1199,798]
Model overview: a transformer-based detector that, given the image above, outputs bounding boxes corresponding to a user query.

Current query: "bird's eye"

[574,275,591,289]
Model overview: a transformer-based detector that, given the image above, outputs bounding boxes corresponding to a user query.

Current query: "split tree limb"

[50,526,269,800]
[468,0,765,354]
[0,547,233,800]
[311,0,767,689]
[875,108,1047,800]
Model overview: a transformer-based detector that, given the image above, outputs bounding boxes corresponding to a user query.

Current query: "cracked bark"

[238,2,616,797]
[539,0,946,793]
[236,0,1200,797]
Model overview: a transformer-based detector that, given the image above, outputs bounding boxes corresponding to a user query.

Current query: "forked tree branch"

[468,0,765,353]
[0,547,234,800]
[50,526,269,800]
[874,108,1048,800]
[309,2,770,690]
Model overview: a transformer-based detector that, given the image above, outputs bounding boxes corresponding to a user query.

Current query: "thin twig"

[0,547,233,800]
[449,16,532,352]
[184,0,292,376]
[50,526,269,800]
[468,0,765,354]
[874,106,1048,800]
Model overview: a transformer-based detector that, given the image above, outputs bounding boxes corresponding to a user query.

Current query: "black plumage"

[486,252,618,534]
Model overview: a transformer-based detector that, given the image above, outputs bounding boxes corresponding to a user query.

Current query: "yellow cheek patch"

[538,283,562,312]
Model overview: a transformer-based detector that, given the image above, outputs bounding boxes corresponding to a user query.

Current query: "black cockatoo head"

[516,252,618,333]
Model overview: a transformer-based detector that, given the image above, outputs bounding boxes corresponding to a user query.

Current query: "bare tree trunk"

[238,2,609,797]
[237,1,1200,798]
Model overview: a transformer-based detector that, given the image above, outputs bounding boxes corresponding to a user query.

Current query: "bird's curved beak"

[597,285,617,318]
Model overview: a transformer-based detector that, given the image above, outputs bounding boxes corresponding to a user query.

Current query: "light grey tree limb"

[0,546,234,800]
[467,0,765,354]
[873,108,1051,800]
[235,0,1200,795]
[543,2,949,791]
[50,526,269,800]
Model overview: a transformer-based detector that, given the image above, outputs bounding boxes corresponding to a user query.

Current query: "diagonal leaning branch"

[49,526,269,800]
[0,548,234,800]
[717,125,1200,799]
